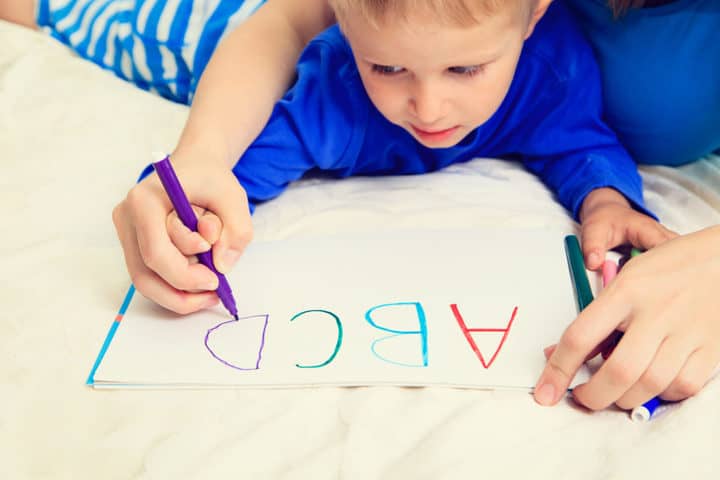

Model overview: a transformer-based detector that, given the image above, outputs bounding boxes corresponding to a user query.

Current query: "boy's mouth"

[411,125,460,143]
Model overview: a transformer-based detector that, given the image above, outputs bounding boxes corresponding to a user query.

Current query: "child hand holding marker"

[536,225,720,412]
[577,186,676,270]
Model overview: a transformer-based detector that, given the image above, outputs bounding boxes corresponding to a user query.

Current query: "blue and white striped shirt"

[38,0,266,104]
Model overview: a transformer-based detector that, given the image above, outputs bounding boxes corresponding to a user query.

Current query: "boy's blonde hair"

[329,0,526,28]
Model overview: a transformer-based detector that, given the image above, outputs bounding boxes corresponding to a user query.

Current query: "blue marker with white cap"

[631,397,674,422]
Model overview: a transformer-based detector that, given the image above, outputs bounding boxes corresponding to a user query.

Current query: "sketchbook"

[88,228,590,389]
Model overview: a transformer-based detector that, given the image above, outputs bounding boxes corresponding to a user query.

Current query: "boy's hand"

[112,155,253,314]
[534,225,720,410]
[578,188,677,270]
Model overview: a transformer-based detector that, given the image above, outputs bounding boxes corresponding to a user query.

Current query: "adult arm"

[0,0,37,29]
[173,0,335,168]
[113,0,335,313]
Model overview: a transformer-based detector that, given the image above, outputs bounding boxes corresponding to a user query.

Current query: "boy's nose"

[409,84,446,126]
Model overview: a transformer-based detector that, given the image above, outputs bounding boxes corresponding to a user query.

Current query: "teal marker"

[631,247,642,258]
[564,235,594,312]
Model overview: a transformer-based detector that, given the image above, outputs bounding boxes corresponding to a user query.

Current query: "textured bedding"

[3,20,720,479]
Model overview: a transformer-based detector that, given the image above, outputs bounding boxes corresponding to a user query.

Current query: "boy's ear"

[524,0,553,39]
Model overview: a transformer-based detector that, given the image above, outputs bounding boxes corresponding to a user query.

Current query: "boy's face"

[342,5,536,148]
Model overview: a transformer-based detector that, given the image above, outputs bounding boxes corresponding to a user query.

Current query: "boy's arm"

[172,0,335,170]
[519,53,675,268]
[233,35,366,209]
[522,119,676,268]
[514,33,650,222]
[520,112,650,223]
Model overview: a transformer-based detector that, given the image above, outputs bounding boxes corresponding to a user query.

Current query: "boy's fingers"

[534,290,631,406]
[631,222,679,251]
[580,221,613,270]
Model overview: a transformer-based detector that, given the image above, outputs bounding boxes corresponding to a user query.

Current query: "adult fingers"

[613,336,691,410]
[197,210,222,246]
[165,206,222,255]
[544,335,612,362]
[601,330,624,360]
[571,320,665,410]
[166,214,211,256]
[205,178,254,274]
[661,347,720,402]
[533,289,631,405]
[113,202,219,314]
[126,187,219,291]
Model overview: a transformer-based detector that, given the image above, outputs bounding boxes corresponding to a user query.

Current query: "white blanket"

[3,20,720,479]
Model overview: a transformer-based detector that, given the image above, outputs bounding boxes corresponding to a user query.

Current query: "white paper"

[92,228,590,389]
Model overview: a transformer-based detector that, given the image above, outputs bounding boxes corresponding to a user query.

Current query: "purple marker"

[153,154,239,320]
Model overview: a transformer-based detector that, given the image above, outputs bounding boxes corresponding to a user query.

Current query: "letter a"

[451,304,518,369]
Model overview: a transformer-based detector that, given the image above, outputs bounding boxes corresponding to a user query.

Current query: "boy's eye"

[371,64,405,75]
[447,65,484,77]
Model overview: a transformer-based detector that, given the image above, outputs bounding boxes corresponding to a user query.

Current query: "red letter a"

[451,304,518,369]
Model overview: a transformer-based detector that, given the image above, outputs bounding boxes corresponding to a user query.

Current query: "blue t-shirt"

[565,0,720,166]
[235,1,651,219]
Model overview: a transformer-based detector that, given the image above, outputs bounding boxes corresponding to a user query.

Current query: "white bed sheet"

[2,20,720,479]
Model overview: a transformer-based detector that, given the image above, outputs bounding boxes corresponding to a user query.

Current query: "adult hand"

[534,225,720,410]
[112,152,253,314]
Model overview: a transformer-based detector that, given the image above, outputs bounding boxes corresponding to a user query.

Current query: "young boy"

[4,0,673,313]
